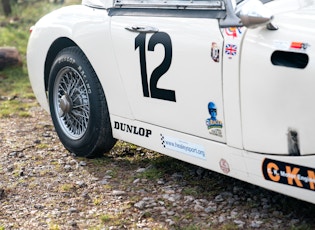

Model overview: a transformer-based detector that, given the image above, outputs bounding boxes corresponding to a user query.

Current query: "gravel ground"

[0,99,315,230]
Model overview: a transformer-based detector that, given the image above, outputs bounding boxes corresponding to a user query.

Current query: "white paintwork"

[27,0,315,204]
[241,1,315,155]
[111,115,315,204]
[82,0,109,8]
[111,16,226,143]
[222,27,245,149]
[27,5,134,118]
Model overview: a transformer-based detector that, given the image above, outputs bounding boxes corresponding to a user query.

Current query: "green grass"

[59,183,74,192]
[48,222,60,230]
[0,1,67,57]
[0,0,80,117]
[137,166,163,180]
[0,92,37,118]
[100,214,112,223]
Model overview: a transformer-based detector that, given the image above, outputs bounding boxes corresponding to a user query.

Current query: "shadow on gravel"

[82,142,315,229]
[1,110,314,229]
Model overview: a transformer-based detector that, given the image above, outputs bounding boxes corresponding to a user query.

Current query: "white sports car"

[27,0,315,204]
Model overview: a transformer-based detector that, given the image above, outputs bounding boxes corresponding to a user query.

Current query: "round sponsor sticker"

[219,158,230,174]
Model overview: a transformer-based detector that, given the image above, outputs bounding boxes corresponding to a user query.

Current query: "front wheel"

[48,46,116,157]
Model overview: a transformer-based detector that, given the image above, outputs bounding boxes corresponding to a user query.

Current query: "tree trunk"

[1,0,12,16]
[0,47,22,70]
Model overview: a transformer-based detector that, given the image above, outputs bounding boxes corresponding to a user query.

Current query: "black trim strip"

[108,8,226,19]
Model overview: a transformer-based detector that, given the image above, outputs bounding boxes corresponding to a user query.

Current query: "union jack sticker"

[225,44,237,56]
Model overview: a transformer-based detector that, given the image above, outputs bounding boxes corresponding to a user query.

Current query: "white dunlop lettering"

[59,57,75,64]
[77,66,91,94]
[86,83,91,94]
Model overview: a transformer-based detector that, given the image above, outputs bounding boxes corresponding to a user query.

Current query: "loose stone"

[112,190,126,196]
[79,161,87,166]
[134,201,146,210]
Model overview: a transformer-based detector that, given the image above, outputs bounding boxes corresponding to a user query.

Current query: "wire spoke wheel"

[53,67,90,140]
[48,47,116,157]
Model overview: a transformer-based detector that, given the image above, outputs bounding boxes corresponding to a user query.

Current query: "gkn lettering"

[263,158,315,191]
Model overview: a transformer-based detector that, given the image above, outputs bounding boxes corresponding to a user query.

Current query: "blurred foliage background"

[0,0,79,117]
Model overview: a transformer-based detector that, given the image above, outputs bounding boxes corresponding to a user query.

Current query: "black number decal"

[135,32,176,102]
[135,33,149,97]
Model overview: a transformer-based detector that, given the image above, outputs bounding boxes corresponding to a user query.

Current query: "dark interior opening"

[271,51,309,69]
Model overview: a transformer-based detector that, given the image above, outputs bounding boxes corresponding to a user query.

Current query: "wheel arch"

[44,37,77,92]
[43,34,135,120]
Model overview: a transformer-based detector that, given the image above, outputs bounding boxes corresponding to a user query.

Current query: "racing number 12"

[135,32,176,102]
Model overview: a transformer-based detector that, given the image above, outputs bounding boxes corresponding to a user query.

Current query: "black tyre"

[48,46,116,157]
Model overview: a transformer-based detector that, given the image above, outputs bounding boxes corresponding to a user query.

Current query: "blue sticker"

[206,102,223,137]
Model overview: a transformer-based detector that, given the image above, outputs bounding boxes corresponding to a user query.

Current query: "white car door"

[110,0,226,142]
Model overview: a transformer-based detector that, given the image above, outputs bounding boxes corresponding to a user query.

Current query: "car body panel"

[221,26,245,149]
[27,5,134,118]
[111,16,226,142]
[112,114,315,204]
[241,2,315,155]
[27,0,315,204]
